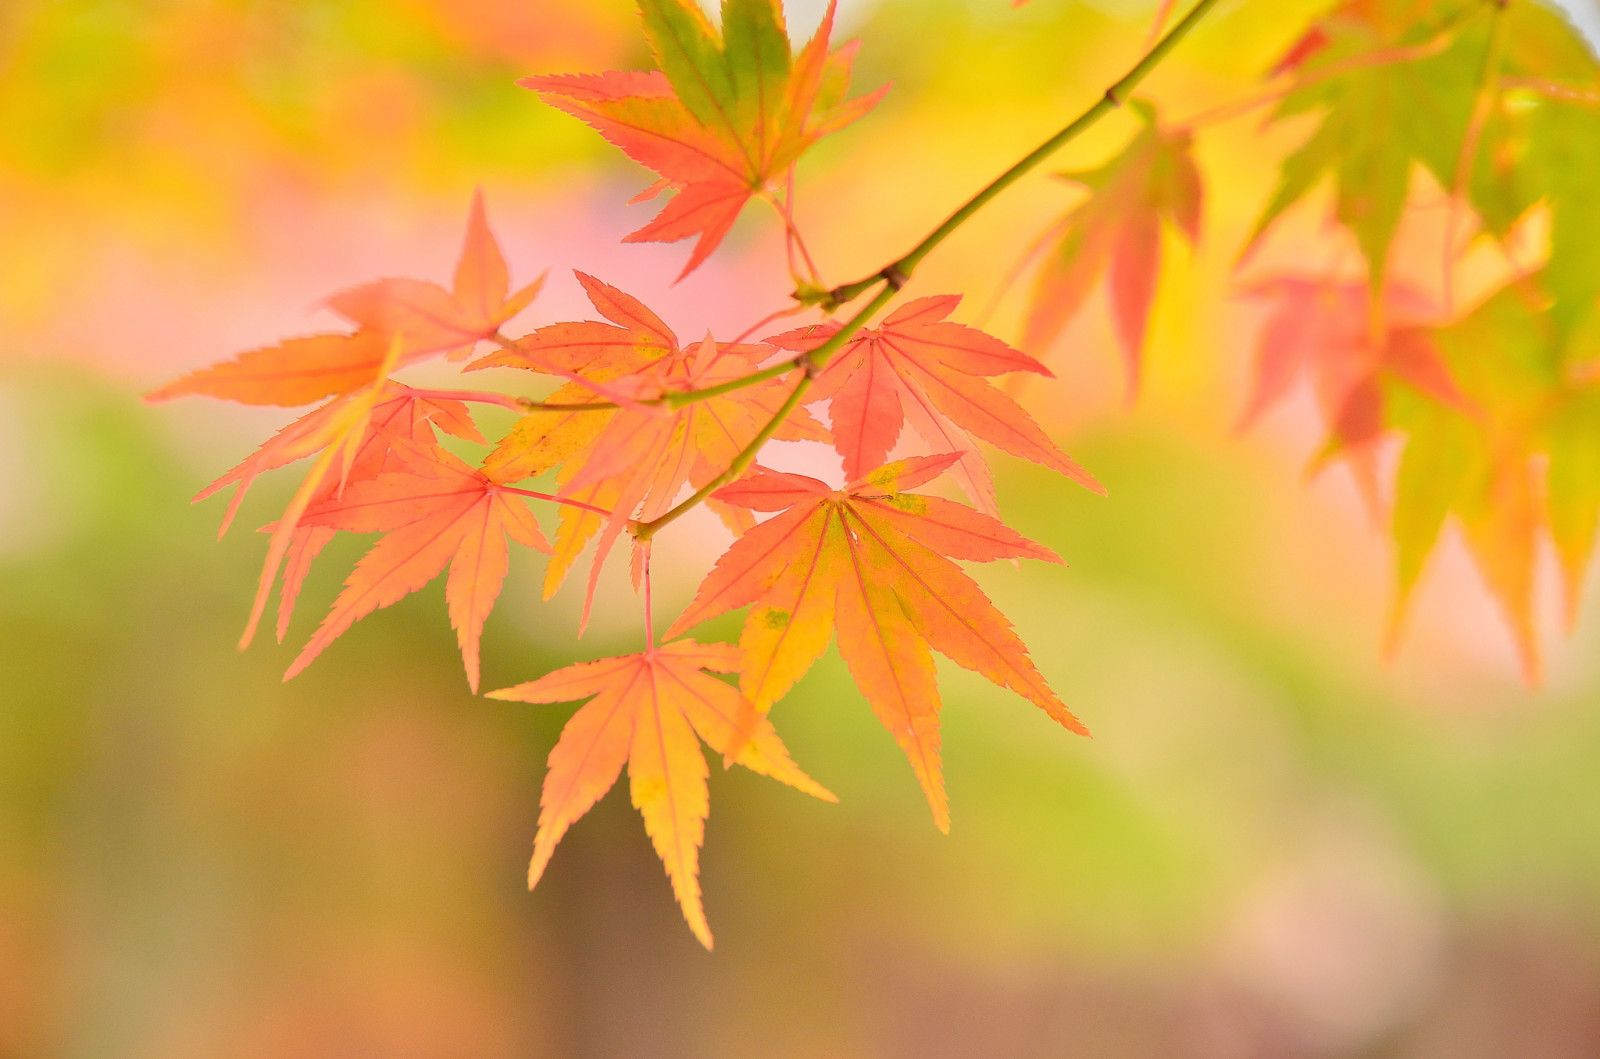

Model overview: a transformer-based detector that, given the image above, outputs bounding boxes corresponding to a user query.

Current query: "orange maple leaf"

[207,383,486,640]
[521,0,884,278]
[663,454,1086,833]
[286,442,553,693]
[146,194,539,649]
[768,296,1103,514]
[468,270,680,390]
[488,638,835,949]
[198,383,483,540]
[145,191,541,406]
[471,273,827,622]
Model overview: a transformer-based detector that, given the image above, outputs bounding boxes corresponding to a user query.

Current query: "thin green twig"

[626,0,1226,537]
[817,0,1225,311]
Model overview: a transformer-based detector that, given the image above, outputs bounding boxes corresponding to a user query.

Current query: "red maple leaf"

[521,0,884,278]
[1022,101,1201,395]
[769,296,1103,513]
[1238,276,1470,505]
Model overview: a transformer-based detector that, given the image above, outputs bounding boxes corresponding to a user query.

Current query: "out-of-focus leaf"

[1022,100,1201,394]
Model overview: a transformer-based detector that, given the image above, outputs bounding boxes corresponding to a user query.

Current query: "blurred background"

[5,0,1600,1055]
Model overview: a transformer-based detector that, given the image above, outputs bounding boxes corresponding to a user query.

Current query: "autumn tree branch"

[630,282,902,541]
[815,0,1225,312]
[629,0,1225,540]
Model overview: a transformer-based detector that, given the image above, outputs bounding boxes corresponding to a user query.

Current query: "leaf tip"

[527,844,555,891]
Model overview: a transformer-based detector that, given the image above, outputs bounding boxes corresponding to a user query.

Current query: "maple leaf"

[1021,100,1201,394]
[1237,275,1469,504]
[472,273,826,619]
[285,442,552,693]
[468,270,680,387]
[1505,41,1600,341]
[663,454,1086,832]
[1244,1,1487,290]
[209,384,486,639]
[219,337,413,649]
[1387,280,1596,684]
[521,0,885,278]
[327,190,546,364]
[145,191,540,406]
[199,383,483,540]
[487,638,835,949]
[767,296,1103,515]
[1258,1,1599,318]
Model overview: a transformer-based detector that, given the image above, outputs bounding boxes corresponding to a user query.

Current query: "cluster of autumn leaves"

[149,0,1600,945]
[150,0,1103,947]
[1026,0,1600,683]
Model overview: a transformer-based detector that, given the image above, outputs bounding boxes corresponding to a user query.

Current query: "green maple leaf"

[1246,0,1485,291]
[1388,279,1600,682]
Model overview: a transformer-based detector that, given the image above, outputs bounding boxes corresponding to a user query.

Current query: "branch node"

[882,265,908,291]
[1105,86,1125,107]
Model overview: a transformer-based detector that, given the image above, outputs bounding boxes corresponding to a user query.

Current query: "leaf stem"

[1443,0,1510,316]
[1145,0,1180,48]
[404,387,531,412]
[731,304,809,344]
[1172,19,1468,133]
[1499,75,1600,106]
[631,282,900,541]
[499,486,614,518]
[632,0,1225,539]
[512,397,621,412]
[487,331,649,409]
[641,540,655,648]
[785,167,827,288]
[819,0,1225,311]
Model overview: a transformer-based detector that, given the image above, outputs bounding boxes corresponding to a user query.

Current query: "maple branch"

[481,323,827,415]
[499,486,614,518]
[629,0,1228,540]
[487,0,1232,436]
[816,0,1224,311]
[492,0,1230,546]
[631,282,902,541]
[483,355,805,417]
